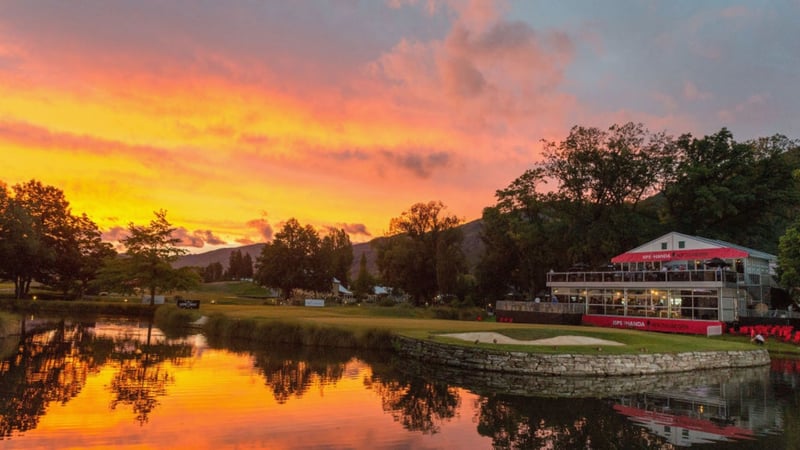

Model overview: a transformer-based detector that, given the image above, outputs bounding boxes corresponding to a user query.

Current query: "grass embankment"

[0,311,21,360]
[170,301,769,355]
[1,281,791,356]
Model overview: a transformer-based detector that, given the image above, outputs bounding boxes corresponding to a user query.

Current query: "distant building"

[332,278,353,300]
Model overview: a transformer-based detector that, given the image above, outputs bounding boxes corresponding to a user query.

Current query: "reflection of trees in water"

[250,345,350,404]
[474,395,667,449]
[366,377,459,434]
[365,359,460,435]
[0,320,100,438]
[108,355,172,425]
[105,323,192,425]
[0,318,194,435]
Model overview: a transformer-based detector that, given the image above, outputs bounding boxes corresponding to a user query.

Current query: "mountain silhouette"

[174,219,484,281]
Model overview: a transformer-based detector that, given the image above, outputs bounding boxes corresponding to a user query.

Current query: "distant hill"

[173,243,265,269]
[174,219,485,281]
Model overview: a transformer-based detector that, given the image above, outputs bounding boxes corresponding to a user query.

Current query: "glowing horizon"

[2,1,796,252]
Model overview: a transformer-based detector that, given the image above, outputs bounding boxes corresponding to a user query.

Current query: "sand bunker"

[441,332,624,346]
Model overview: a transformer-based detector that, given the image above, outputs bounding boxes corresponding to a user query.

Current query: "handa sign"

[582,315,723,335]
[176,299,200,309]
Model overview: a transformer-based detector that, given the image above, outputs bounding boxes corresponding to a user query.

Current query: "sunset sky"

[1,0,798,251]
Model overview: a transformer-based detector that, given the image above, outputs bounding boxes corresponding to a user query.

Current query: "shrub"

[377,297,396,307]
[154,304,198,330]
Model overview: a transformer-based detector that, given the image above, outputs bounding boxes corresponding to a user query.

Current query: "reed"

[153,304,200,332]
[0,299,154,317]
[201,313,394,350]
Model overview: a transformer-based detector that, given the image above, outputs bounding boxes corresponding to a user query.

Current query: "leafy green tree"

[52,213,116,299]
[0,180,112,299]
[202,262,225,282]
[540,123,673,265]
[779,171,800,302]
[112,210,199,305]
[663,129,800,252]
[255,218,329,300]
[226,249,242,280]
[241,252,254,279]
[226,250,255,280]
[0,183,43,299]
[352,253,375,300]
[375,201,464,305]
[321,228,353,286]
[477,169,564,300]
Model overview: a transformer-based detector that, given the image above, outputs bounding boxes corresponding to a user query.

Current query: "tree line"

[201,249,254,283]
[3,123,800,304]
[476,124,800,302]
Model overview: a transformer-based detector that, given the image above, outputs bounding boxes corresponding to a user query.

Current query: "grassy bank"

[0,311,21,360]
[175,302,771,355]
[1,280,789,356]
[0,299,155,317]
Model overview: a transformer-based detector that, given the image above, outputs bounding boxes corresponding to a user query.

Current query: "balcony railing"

[547,269,739,284]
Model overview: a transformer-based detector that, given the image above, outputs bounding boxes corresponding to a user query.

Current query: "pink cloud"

[369,1,575,137]
[718,94,770,123]
[246,218,274,242]
[326,223,372,238]
[102,226,128,242]
[683,81,712,101]
[194,229,227,246]
[172,228,205,248]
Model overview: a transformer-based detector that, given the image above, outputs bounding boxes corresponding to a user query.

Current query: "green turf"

[1,281,791,356]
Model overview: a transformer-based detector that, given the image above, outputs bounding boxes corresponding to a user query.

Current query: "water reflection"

[0,317,195,435]
[0,319,97,438]
[366,367,460,434]
[105,322,193,424]
[1,318,799,449]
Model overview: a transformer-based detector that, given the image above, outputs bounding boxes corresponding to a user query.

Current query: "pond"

[0,317,797,449]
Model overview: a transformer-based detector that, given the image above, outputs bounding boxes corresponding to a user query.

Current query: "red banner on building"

[582,315,724,335]
[611,248,748,263]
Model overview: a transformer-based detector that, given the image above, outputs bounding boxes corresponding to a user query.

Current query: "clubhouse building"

[542,232,779,334]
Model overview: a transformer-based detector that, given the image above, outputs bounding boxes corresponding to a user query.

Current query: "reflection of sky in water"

[0,318,798,448]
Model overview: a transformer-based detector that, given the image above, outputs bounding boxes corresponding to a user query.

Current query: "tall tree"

[375,201,464,305]
[226,249,254,280]
[663,130,800,252]
[255,218,329,300]
[352,253,375,300]
[241,252,254,279]
[203,262,225,282]
[779,221,800,301]
[227,249,243,280]
[117,210,198,305]
[321,228,354,286]
[539,123,673,265]
[0,180,104,299]
[477,169,562,300]
[52,213,116,299]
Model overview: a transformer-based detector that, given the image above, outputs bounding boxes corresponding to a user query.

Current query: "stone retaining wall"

[397,357,769,398]
[393,336,770,376]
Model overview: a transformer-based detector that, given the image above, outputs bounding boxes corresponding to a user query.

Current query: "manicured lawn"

[2,280,791,356]
[192,302,764,355]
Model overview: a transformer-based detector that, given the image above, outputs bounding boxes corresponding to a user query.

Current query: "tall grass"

[0,299,155,317]
[0,311,18,336]
[153,304,201,337]
[201,313,394,350]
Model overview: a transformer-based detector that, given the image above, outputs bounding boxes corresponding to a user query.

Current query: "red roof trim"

[611,248,749,263]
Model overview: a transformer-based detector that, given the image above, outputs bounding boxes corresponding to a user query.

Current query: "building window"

[678,241,685,249]
[661,242,667,250]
